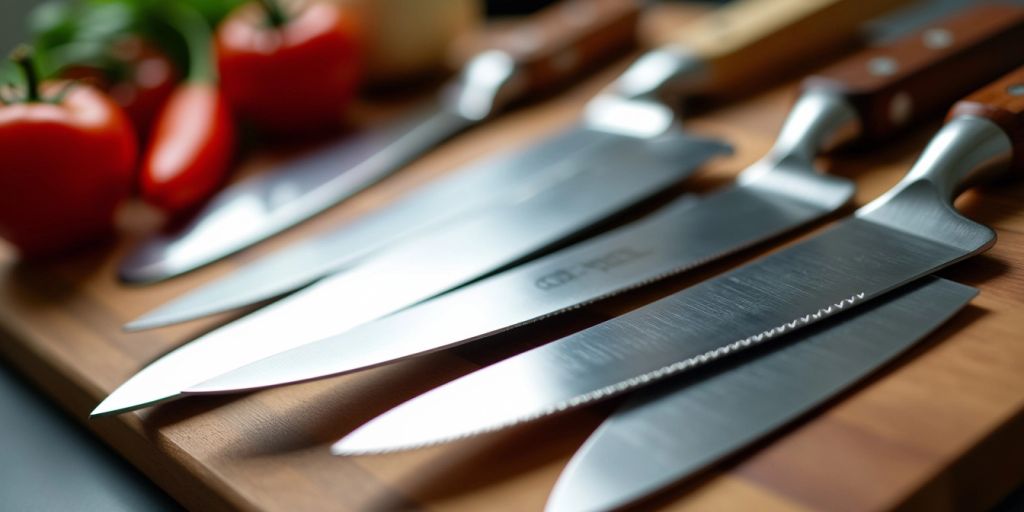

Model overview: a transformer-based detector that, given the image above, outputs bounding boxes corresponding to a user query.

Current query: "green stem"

[257,0,288,28]
[162,3,216,83]
[11,46,42,102]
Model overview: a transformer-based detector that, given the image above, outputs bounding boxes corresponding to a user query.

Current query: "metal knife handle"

[450,0,638,119]
[489,0,641,94]
[802,3,1024,141]
[453,0,641,119]
[949,65,1024,170]
[858,67,1024,229]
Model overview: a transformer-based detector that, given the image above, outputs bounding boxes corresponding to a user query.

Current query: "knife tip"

[544,469,636,512]
[90,399,135,418]
[329,429,424,457]
[123,307,196,331]
[90,390,182,417]
[122,318,159,332]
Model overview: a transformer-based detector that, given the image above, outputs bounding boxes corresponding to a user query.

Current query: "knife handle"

[949,66,1024,168]
[668,0,902,95]
[488,0,642,95]
[802,3,1024,141]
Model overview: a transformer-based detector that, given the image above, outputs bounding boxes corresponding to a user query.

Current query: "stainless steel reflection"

[118,50,526,283]
[126,41,728,327]
[125,127,626,330]
[93,131,727,416]
[330,115,1011,455]
[185,89,859,395]
[547,277,976,512]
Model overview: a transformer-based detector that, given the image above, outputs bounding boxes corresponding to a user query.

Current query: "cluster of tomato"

[0,0,361,258]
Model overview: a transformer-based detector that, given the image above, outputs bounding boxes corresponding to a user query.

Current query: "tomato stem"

[257,0,289,28]
[11,46,42,102]
[163,3,216,83]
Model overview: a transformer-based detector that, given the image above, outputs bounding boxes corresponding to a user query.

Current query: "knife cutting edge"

[118,0,644,284]
[95,132,726,416]
[328,62,1024,456]
[546,276,977,512]
[125,0,905,330]
[93,0,905,417]
[184,3,1024,397]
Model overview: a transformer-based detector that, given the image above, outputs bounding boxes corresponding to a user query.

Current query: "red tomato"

[139,82,235,214]
[216,1,363,134]
[0,82,137,257]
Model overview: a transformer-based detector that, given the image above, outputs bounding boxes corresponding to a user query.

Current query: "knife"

[182,3,1024,396]
[125,0,904,330]
[93,0,904,416]
[328,64,1024,455]
[546,276,976,512]
[118,0,644,283]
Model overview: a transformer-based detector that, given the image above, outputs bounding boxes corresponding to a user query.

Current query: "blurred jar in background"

[346,0,482,84]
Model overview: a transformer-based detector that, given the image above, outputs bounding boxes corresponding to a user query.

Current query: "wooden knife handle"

[949,66,1024,168]
[486,0,642,94]
[803,4,1024,140]
[673,0,903,93]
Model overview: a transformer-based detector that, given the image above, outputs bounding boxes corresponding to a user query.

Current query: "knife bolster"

[856,115,1008,253]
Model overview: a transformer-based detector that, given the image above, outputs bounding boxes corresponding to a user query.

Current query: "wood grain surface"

[2,5,1024,511]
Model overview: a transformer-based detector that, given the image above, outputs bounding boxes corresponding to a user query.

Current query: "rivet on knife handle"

[803,3,1024,141]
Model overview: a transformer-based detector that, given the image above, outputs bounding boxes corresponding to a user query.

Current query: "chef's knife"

[126,0,904,330]
[93,0,903,416]
[184,3,1024,395]
[547,276,976,512]
[329,65,1024,455]
[118,0,643,283]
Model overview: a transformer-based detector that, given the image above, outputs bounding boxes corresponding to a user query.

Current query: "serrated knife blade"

[329,103,1015,455]
[546,276,976,512]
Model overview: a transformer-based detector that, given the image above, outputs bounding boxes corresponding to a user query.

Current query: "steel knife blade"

[93,130,727,416]
[182,3,1024,395]
[328,66,1024,455]
[546,276,976,512]
[94,0,907,415]
[124,0,904,328]
[118,0,643,283]
[124,126,631,330]
[182,2,1024,393]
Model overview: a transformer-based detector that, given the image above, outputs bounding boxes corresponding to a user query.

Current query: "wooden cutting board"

[2,5,1024,511]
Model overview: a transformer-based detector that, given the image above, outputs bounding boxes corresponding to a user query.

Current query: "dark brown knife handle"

[802,3,1024,141]
[950,65,1024,168]
[488,0,641,94]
